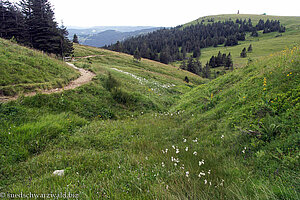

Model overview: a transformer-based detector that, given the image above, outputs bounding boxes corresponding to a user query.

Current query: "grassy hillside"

[0,34,299,199]
[0,38,80,96]
[173,14,300,71]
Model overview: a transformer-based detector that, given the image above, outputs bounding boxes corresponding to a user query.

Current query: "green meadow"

[0,38,80,96]
[174,14,300,70]
[0,14,299,199]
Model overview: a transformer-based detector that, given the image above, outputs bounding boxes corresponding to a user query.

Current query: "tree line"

[106,18,285,66]
[0,0,73,57]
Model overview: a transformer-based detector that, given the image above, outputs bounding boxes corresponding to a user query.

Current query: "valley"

[0,12,299,199]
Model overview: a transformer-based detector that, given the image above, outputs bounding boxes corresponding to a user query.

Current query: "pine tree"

[247,44,253,52]
[160,47,171,64]
[0,1,26,42]
[19,0,73,56]
[59,23,73,58]
[193,46,201,58]
[203,62,211,78]
[133,48,141,61]
[180,60,187,70]
[187,57,195,74]
[73,34,79,43]
[209,56,216,68]
[194,59,202,75]
[240,47,247,58]
[251,30,258,37]
[225,53,233,70]
[184,76,189,83]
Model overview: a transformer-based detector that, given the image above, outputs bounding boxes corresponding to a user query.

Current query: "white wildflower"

[204,179,207,184]
[53,170,64,176]
[199,159,204,166]
[183,138,187,143]
[176,149,180,154]
[186,171,189,177]
[162,162,165,167]
[193,151,198,156]
[198,171,205,177]
[185,147,189,151]
[221,135,224,139]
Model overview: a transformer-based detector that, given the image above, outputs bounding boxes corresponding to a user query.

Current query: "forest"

[0,0,73,57]
[107,18,285,69]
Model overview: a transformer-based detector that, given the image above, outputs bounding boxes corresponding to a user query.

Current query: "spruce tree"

[184,76,189,83]
[240,47,247,58]
[180,60,187,70]
[133,48,141,61]
[247,44,253,52]
[19,0,73,57]
[159,47,171,64]
[194,59,202,75]
[225,53,233,70]
[187,57,195,74]
[193,46,201,58]
[73,34,79,43]
[59,24,73,58]
[203,62,211,79]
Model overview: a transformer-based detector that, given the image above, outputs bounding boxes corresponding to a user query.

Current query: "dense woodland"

[0,0,73,57]
[107,18,285,75]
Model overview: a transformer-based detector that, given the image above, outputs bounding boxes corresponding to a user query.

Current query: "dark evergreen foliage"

[0,0,73,57]
[133,48,141,61]
[248,44,253,52]
[240,47,247,58]
[184,76,189,83]
[73,34,79,43]
[208,51,233,69]
[106,18,285,65]
[203,62,211,79]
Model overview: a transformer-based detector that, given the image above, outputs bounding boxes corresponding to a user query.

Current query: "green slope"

[0,38,80,96]
[0,37,299,199]
[174,14,300,71]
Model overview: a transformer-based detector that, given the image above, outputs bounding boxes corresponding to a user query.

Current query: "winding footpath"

[0,62,96,102]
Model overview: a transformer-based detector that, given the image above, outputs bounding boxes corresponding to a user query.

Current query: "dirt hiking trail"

[0,62,96,102]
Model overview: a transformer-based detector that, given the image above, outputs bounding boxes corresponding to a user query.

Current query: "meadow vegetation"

[0,15,299,199]
[0,38,79,96]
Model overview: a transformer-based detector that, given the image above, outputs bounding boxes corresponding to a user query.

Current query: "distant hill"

[68,26,157,36]
[79,27,161,47]
[68,26,162,47]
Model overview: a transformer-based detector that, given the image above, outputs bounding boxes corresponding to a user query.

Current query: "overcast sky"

[14,0,300,27]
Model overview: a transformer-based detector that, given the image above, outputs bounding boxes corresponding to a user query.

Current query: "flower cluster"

[111,68,175,93]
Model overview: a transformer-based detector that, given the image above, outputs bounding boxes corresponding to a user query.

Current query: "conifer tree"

[159,47,171,64]
[240,47,247,58]
[180,60,187,70]
[184,76,189,83]
[203,62,211,78]
[187,57,195,74]
[194,59,202,75]
[133,48,141,61]
[225,53,233,70]
[193,46,201,58]
[73,34,79,43]
[247,44,253,52]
